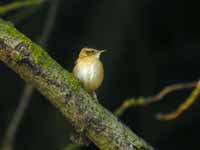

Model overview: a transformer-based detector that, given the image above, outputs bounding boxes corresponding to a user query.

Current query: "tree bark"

[0,19,154,150]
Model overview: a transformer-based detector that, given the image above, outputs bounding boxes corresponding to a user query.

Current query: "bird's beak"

[99,50,106,54]
[96,50,106,58]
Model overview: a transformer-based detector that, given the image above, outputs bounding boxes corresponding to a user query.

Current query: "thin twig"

[147,81,197,102]
[1,0,59,150]
[1,85,34,150]
[114,81,198,117]
[37,0,59,45]
[8,6,41,25]
[157,81,200,120]
[0,0,46,14]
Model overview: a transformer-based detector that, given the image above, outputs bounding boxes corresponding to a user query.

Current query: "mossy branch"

[0,19,154,150]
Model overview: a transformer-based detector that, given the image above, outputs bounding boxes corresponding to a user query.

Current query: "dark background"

[1,0,200,149]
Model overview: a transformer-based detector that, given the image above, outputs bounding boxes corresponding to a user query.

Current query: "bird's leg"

[92,92,98,100]
[87,90,98,101]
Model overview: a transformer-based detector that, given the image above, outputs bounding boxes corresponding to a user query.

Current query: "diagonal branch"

[0,19,154,150]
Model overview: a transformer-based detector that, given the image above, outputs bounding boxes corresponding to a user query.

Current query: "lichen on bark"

[0,19,154,150]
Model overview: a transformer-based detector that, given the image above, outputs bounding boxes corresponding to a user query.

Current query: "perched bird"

[73,48,105,94]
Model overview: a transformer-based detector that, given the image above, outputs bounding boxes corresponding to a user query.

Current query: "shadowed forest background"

[1,0,200,149]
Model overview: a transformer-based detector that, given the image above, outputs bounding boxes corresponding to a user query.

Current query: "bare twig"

[114,81,198,117]
[8,6,41,25]
[37,0,59,45]
[0,0,46,14]
[147,81,197,103]
[157,81,200,120]
[1,0,59,150]
[1,85,34,150]
[114,97,145,116]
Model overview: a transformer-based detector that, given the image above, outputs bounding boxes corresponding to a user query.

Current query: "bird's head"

[78,48,106,59]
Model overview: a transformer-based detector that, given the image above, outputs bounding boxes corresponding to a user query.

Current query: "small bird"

[73,48,105,94]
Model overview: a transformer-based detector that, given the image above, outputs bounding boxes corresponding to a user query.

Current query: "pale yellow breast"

[73,57,104,92]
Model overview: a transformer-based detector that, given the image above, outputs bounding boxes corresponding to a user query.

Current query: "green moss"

[0,19,32,49]
[42,56,53,69]
[66,72,81,92]
[15,52,23,61]
[30,44,43,64]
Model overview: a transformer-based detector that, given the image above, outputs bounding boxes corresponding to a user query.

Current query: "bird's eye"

[85,50,94,54]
